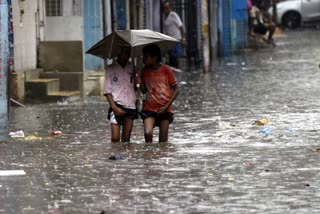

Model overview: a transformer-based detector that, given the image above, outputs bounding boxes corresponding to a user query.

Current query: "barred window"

[46,0,62,16]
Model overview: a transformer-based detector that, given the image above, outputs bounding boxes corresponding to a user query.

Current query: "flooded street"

[2,29,320,213]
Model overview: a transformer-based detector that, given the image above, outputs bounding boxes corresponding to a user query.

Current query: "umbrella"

[86,29,181,59]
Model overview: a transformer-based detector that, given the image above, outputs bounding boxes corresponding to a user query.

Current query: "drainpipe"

[138,0,144,29]
[201,0,209,73]
[0,1,9,140]
[209,0,218,64]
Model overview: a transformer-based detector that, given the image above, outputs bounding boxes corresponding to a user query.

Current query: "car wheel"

[282,11,301,29]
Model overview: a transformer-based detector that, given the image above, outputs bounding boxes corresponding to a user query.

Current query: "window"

[46,0,62,16]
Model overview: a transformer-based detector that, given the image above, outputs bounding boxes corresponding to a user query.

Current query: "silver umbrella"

[86,29,181,59]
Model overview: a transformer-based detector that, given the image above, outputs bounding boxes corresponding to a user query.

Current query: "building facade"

[7,0,248,102]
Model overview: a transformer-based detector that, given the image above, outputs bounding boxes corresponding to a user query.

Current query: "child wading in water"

[137,44,179,143]
[104,47,136,142]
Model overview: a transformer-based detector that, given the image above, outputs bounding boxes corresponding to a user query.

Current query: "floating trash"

[22,206,34,211]
[258,128,273,134]
[109,154,125,160]
[253,118,270,126]
[51,131,62,137]
[24,135,42,141]
[312,148,320,152]
[0,170,26,176]
[9,130,25,138]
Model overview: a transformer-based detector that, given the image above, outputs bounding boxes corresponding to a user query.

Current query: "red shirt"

[142,65,177,113]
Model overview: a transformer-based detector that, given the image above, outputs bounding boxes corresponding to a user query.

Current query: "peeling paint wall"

[0,0,9,139]
[12,0,37,72]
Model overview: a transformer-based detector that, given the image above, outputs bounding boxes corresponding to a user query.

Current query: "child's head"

[142,44,161,66]
[117,47,131,62]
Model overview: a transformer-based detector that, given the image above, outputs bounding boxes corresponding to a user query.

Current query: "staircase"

[25,69,82,102]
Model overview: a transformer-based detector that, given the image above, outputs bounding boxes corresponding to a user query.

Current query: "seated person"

[249,3,276,46]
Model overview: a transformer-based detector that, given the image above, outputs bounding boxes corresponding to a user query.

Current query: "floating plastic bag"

[9,130,25,138]
[258,128,273,134]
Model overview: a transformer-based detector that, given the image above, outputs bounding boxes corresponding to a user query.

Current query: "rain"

[1,28,320,213]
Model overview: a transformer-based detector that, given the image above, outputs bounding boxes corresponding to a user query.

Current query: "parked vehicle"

[269,0,320,28]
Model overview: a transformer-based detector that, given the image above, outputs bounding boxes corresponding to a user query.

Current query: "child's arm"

[157,84,179,114]
[105,94,125,116]
[135,70,147,94]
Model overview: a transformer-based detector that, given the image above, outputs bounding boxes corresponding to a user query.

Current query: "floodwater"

[1,29,320,213]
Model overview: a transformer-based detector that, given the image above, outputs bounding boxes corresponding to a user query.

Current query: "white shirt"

[104,60,136,109]
[250,6,264,25]
[163,11,183,40]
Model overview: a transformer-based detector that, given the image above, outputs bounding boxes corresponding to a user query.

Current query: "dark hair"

[142,44,161,63]
[163,1,171,6]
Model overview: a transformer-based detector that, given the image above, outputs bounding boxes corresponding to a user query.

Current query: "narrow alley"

[1,29,320,213]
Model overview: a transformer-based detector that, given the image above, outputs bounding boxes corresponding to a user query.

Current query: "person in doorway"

[137,44,179,143]
[104,47,137,143]
[162,1,186,71]
[247,0,254,36]
[249,1,276,46]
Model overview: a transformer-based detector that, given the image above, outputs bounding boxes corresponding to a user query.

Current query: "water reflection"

[2,29,320,213]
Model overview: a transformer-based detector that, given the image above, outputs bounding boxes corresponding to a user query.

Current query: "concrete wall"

[44,0,83,41]
[63,0,82,16]
[45,16,83,41]
[12,0,37,72]
[39,41,83,73]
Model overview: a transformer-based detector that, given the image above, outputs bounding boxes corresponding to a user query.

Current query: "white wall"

[44,16,83,41]
[12,0,37,72]
[63,0,82,16]
[44,0,83,41]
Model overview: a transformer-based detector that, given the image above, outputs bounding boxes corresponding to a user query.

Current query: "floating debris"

[258,128,273,134]
[9,130,25,138]
[51,131,62,137]
[24,135,42,141]
[253,118,270,126]
[312,148,320,152]
[0,170,26,176]
[109,154,125,160]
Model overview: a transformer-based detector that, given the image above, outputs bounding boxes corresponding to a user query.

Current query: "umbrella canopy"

[86,29,181,59]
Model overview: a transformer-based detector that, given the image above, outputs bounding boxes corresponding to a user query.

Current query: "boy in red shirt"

[137,44,179,143]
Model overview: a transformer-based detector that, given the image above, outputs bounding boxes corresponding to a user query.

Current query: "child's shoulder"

[161,64,172,71]
[160,64,174,74]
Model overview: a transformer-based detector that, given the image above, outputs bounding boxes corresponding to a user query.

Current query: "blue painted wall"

[218,0,248,57]
[231,0,247,50]
[218,0,232,57]
[83,0,103,70]
[0,0,9,139]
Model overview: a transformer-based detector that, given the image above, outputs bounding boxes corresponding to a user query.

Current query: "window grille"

[46,0,62,16]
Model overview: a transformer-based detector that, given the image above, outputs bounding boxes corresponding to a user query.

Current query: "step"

[25,69,44,81]
[26,78,59,83]
[87,76,100,81]
[39,72,83,92]
[88,73,104,78]
[25,78,60,98]
[48,91,81,97]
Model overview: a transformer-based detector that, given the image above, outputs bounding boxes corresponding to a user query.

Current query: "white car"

[270,0,320,28]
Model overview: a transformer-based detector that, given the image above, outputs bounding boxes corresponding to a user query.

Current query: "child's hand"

[157,106,168,114]
[135,74,142,85]
[113,106,125,116]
